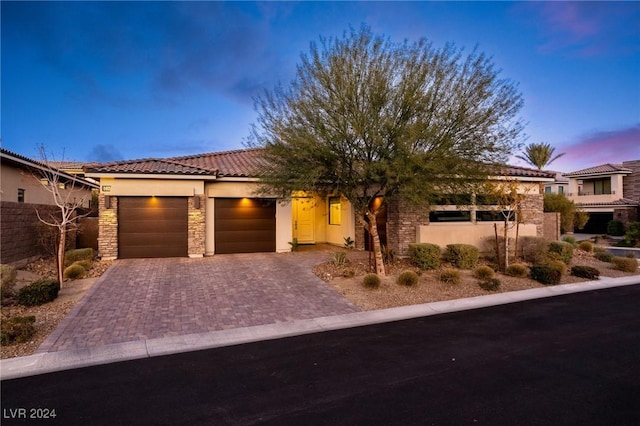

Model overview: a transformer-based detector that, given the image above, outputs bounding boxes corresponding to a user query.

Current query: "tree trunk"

[57,226,66,286]
[494,223,501,271]
[365,210,386,276]
[503,221,509,271]
[514,220,520,263]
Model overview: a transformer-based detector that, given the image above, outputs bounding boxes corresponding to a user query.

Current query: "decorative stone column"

[188,195,206,257]
[98,194,118,260]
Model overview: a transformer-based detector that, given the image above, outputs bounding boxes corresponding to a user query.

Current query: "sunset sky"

[2,1,638,172]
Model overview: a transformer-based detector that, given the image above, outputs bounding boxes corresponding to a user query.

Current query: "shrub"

[382,245,396,265]
[479,278,501,292]
[594,251,613,263]
[331,251,348,266]
[444,244,479,269]
[562,235,577,246]
[439,269,461,285]
[17,279,60,307]
[1,264,18,297]
[624,221,640,247]
[577,241,593,253]
[363,273,381,289]
[570,265,601,280]
[1,316,36,346]
[530,265,562,285]
[342,269,356,278]
[611,256,638,273]
[64,248,94,267]
[397,270,419,287]
[547,259,567,276]
[548,241,574,265]
[473,265,495,281]
[607,220,625,236]
[64,263,87,280]
[408,243,441,270]
[505,263,528,278]
[519,236,549,264]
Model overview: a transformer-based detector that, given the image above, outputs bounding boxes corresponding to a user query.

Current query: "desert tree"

[33,145,94,286]
[516,142,565,170]
[544,192,589,234]
[248,26,525,275]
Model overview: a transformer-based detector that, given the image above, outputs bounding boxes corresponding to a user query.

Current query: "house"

[0,148,99,265]
[85,148,555,260]
[564,161,640,233]
[543,172,569,195]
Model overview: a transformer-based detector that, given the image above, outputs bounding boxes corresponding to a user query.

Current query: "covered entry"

[118,197,188,258]
[214,198,276,254]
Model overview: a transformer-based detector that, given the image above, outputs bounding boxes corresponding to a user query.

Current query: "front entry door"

[292,198,315,244]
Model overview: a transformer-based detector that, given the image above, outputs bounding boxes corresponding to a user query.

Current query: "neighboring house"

[543,172,569,195]
[85,148,555,260]
[0,148,99,265]
[564,161,640,233]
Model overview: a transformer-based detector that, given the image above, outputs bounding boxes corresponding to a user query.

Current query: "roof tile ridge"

[160,158,218,173]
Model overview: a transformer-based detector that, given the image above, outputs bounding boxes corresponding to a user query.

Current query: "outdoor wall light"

[194,196,201,209]
[104,195,111,209]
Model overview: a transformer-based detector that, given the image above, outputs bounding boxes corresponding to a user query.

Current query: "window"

[558,186,564,194]
[429,210,471,222]
[329,197,341,225]
[593,178,611,195]
[476,210,515,222]
[17,188,25,203]
[544,186,552,194]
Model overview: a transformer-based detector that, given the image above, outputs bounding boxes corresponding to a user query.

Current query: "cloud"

[558,125,640,169]
[514,2,640,57]
[86,144,124,162]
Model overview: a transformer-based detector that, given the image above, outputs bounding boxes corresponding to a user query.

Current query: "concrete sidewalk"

[2,274,638,381]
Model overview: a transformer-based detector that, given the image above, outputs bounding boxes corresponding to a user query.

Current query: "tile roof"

[87,158,215,175]
[576,198,639,207]
[169,148,267,177]
[564,163,632,177]
[497,165,556,179]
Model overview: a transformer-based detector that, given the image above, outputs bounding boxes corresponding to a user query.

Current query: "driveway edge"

[2,275,639,380]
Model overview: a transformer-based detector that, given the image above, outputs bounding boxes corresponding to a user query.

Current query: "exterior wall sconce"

[105,195,111,209]
[194,196,200,209]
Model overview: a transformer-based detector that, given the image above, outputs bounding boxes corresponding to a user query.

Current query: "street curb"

[2,275,639,381]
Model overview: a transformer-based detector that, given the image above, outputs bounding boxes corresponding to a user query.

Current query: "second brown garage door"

[215,198,276,254]
[118,197,188,258]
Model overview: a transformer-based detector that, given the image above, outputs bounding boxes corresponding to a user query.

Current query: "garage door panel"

[215,198,276,254]
[119,197,188,259]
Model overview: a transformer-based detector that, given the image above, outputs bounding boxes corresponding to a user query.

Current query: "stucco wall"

[417,222,538,249]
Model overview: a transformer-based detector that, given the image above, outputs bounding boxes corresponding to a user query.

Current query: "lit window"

[329,197,341,225]
[18,188,25,203]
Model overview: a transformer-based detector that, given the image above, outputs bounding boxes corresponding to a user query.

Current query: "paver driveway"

[38,251,359,353]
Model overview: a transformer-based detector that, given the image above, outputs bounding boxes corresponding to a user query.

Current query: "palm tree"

[516,142,565,170]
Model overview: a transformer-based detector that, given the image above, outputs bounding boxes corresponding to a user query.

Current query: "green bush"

[363,273,381,289]
[473,265,495,281]
[530,265,562,285]
[519,236,550,264]
[444,244,479,269]
[624,222,640,247]
[439,269,461,285]
[505,263,528,278]
[63,263,86,280]
[64,248,94,267]
[1,264,18,297]
[548,241,574,265]
[577,241,593,253]
[570,265,601,280]
[561,236,577,246]
[1,316,36,345]
[594,251,613,263]
[547,259,567,276]
[17,279,60,307]
[607,220,625,236]
[397,270,419,287]
[331,251,348,266]
[611,256,638,273]
[479,278,501,292]
[408,243,441,270]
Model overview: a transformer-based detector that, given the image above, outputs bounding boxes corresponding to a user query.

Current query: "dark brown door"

[215,198,276,254]
[118,197,188,258]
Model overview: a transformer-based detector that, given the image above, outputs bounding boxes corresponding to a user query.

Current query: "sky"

[1,1,639,173]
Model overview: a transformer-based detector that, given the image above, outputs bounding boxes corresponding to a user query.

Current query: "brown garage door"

[215,198,276,254]
[118,197,188,258]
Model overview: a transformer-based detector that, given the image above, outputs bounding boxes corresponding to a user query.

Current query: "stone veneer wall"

[519,193,545,237]
[97,194,118,259]
[622,160,640,202]
[387,198,429,257]
[188,195,206,257]
[614,207,638,228]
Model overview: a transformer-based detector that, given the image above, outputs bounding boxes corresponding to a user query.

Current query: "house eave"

[85,172,217,181]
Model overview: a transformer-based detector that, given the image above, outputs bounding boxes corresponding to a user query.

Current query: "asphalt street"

[2,285,639,425]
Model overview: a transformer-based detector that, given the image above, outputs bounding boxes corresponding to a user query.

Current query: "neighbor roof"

[575,198,639,207]
[564,163,632,177]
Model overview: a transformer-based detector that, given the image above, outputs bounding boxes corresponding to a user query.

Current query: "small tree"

[33,146,93,286]
[482,180,531,271]
[544,193,588,234]
[249,26,525,275]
